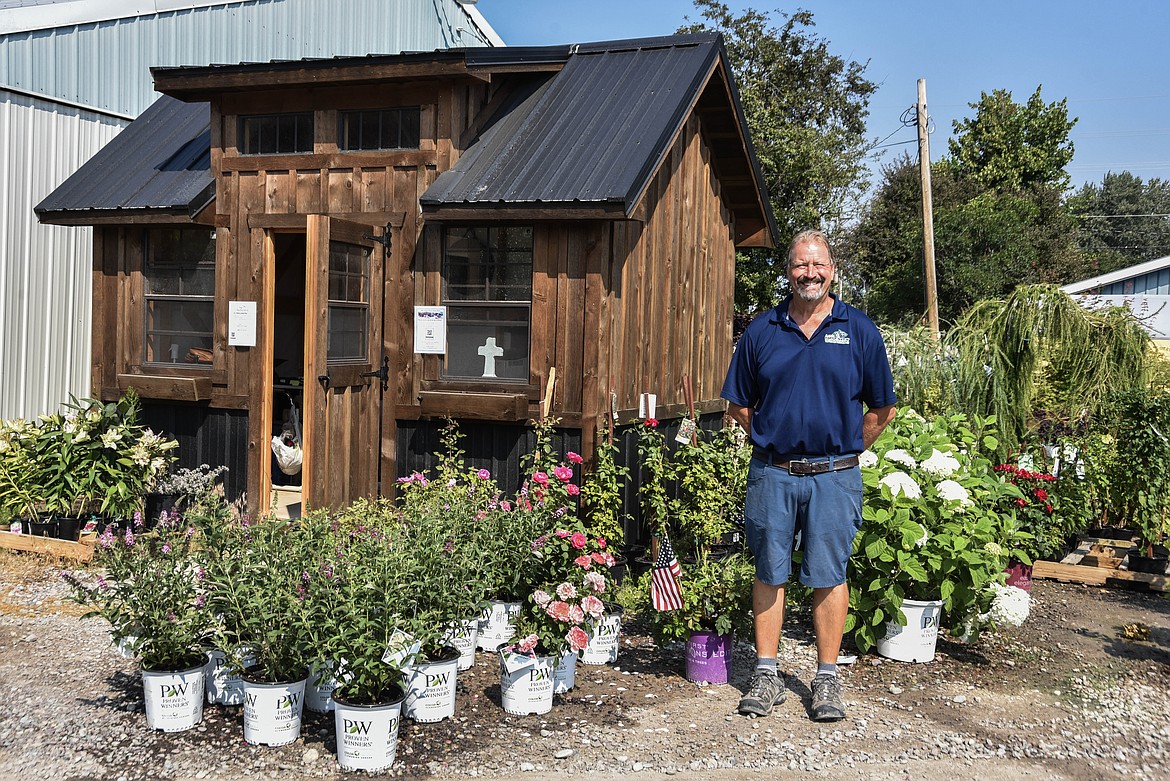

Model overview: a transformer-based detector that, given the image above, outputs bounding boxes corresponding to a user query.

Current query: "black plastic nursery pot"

[54,516,84,541]
[1126,554,1169,575]
[24,517,57,537]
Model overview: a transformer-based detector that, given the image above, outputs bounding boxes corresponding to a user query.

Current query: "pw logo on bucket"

[276,692,301,709]
[345,718,373,735]
[160,682,191,698]
[426,671,451,689]
[529,667,550,683]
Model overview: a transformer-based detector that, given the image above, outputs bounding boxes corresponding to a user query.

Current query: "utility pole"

[917,78,940,340]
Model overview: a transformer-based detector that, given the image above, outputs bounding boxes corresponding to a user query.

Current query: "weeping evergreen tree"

[947,285,1149,454]
[887,285,1150,456]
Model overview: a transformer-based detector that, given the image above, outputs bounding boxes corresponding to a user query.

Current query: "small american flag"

[651,533,684,611]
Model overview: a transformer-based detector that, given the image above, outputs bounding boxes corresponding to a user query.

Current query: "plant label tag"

[675,417,697,444]
[500,651,536,675]
[382,629,420,668]
[8,522,21,534]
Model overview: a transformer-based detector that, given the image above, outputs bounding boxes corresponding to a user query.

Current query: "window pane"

[328,305,367,361]
[145,301,214,364]
[240,113,313,155]
[445,306,530,381]
[144,228,216,365]
[338,108,421,150]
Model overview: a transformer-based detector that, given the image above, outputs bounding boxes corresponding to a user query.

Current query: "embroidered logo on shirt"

[824,329,851,345]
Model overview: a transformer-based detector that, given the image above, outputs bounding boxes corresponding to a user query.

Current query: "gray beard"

[793,282,828,303]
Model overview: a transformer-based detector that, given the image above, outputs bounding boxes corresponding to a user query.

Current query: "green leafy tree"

[948,86,1076,192]
[679,1,876,312]
[1069,171,1170,273]
[847,86,1086,324]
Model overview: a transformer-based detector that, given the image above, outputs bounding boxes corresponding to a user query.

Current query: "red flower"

[644,418,659,427]
[597,537,607,549]
[566,484,580,497]
[1046,504,1053,513]
[553,466,574,482]
[1034,488,1049,502]
[532,471,549,486]
[1016,498,1028,507]
[570,532,588,549]
[567,451,584,464]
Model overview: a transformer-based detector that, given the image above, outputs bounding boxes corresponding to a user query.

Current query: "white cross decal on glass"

[477,336,504,378]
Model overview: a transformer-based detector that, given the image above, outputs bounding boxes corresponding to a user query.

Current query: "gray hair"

[786,229,835,268]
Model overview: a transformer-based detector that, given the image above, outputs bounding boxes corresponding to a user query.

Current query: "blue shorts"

[743,457,863,588]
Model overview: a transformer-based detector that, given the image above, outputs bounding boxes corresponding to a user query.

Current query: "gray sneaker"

[810,674,845,721]
[738,671,786,717]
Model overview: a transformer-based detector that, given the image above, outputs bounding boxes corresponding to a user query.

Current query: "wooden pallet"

[1032,535,1167,592]
[0,530,94,561]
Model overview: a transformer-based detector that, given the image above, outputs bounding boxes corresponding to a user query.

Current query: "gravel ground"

[0,551,1167,781]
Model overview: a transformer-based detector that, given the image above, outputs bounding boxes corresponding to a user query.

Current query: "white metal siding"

[0,92,125,420]
[0,0,496,117]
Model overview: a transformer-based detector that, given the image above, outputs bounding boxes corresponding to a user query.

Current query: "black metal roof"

[35,95,212,223]
[421,36,721,212]
[39,33,775,245]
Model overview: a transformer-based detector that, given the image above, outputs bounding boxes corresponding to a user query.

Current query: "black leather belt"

[753,450,860,475]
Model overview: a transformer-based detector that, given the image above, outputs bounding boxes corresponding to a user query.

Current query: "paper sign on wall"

[228,300,257,347]
[414,306,447,354]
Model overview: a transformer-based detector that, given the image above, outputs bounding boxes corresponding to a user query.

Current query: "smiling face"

[786,237,835,305]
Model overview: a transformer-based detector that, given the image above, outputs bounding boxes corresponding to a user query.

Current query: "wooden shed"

[36,33,776,516]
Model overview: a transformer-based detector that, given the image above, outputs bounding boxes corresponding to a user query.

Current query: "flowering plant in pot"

[847,410,1032,652]
[994,464,1065,561]
[61,512,211,731]
[626,550,755,644]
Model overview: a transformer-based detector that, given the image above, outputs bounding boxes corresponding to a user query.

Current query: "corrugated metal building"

[0,0,502,420]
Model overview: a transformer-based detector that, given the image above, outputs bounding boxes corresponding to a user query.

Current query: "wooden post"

[917,78,940,340]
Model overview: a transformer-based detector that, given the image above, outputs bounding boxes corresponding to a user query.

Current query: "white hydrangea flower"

[921,449,961,478]
[935,479,972,506]
[859,450,878,468]
[914,523,929,548]
[879,471,921,499]
[988,582,1030,627]
[884,449,917,469]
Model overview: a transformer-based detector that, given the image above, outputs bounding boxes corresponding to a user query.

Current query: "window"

[239,113,314,155]
[327,241,370,362]
[339,107,421,151]
[442,226,532,381]
[144,228,215,365]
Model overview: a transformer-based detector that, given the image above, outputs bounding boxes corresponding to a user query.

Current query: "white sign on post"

[228,301,257,347]
[414,306,447,354]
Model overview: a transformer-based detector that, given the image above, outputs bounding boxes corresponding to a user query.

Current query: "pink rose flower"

[556,582,577,600]
[553,466,573,482]
[555,530,571,538]
[602,552,616,567]
[532,471,549,486]
[566,484,580,497]
[566,626,589,653]
[546,601,571,622]
[574,555,593,570]
[477,469,491,480]
[567,451,583,464]
[570,532,588,550]
[591,551,607,565]
[568,604,585,623]
[517,633,539,654]
[533,589,552,608]
[597,537,607,548]
[584,571,606,593]
[581,595,605,619]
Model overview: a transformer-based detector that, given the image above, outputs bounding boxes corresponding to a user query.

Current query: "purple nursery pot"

[684,631,733,685]
[1004,562,1033,593]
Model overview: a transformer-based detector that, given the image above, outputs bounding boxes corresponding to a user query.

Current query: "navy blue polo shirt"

[721,294,896,458]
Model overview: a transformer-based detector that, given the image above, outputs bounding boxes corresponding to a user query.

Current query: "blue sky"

[476,0,1170,193]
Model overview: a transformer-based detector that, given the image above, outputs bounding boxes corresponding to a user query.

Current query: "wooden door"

[302,215,386,510]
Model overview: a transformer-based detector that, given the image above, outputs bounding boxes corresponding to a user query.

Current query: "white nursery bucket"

[553,652,577,694]
[142,660,206,732]
[581,606,623,665]
[876,598,944,663]
[204,647,256,706]
[477,600,521,651]
[306,660,344,713]
[403,647,459,723]
[241,672,308,746]
[445,618,480,670]
[499,652,554,715]
[333,687,405,773]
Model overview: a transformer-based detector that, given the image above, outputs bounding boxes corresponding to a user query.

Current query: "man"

[721,229,896,722]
